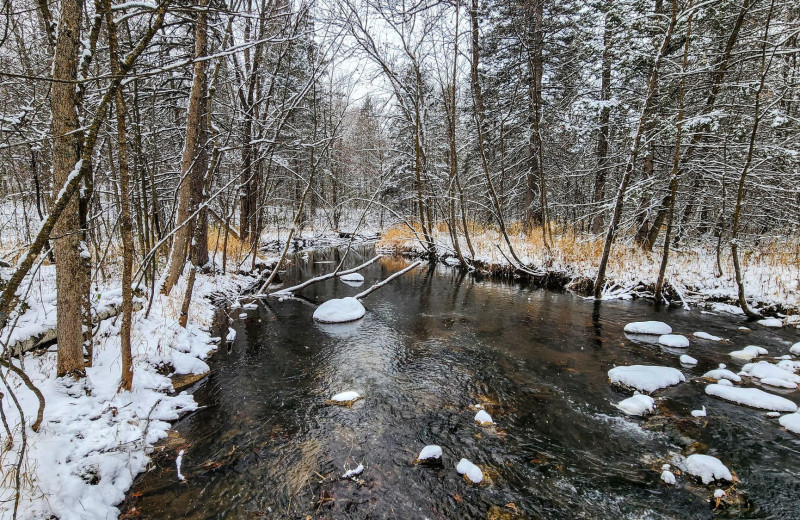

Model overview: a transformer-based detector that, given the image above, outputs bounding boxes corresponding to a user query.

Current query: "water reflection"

[123,245,800,520]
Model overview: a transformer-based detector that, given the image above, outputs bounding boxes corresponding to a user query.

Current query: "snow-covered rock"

[730,345,768,360]
[705,384,798,412]
[712,303,744,315]
[691,406,707,417]
[624,321,672,335]
[342,464,364,479]
[329,391,361,404]
[615,393,655,416]
[608,365,685,393]
[417,445,443,462]
[703,365,742,383]
[790,342,800,357]
[717,379,734,387]
[339,273,365,282]
[456,458,483,484]
[313,297,366,323]
[741,361,800,386]
[757,318,783,328]
[661,464,676,485]
[777,359,800,373]
[714,489,726,499]
[694,331,722,341]
[659,334,689,348]
[474,410,494,425]
[680,354,698,365]
[685,454,733,484]
[760,378,797,389]
[779,413,800,434]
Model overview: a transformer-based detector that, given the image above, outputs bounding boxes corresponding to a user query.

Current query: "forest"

[0,0,799,517]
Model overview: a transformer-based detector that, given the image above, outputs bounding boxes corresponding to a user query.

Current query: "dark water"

[123,247,800,519]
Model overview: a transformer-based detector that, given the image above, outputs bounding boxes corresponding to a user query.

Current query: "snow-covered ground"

[0,255,262,519]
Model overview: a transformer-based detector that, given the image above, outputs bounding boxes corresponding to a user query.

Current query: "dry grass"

[378,220,800,311]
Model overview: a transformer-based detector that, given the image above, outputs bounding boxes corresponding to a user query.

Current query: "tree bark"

[162,0,209,295]
[50,0,86,377]
[593,0,678,299]
[105,0,134,391]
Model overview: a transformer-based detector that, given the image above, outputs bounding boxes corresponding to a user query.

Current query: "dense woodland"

[1,0,799,377]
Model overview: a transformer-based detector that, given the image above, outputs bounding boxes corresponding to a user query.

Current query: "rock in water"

[327,391,361,406]
[624,321,672,335]
[313,297,366,323]
[416,445,443,464]
[456,458,483,484]
[474,410,494,425]
[685,454,732,485]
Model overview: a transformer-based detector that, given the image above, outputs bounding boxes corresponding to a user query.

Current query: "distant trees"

[1,0,799,367]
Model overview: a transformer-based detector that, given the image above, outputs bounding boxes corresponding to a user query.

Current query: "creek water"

[123,246,800,519]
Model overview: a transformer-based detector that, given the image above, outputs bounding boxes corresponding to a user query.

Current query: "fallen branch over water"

[355,261,423,300]
[255,255,383,298]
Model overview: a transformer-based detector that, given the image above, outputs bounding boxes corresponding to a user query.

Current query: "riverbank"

[378,224,800,321]
[0,254,271,520]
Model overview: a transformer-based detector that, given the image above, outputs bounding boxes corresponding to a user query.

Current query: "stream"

[122,246,800,519]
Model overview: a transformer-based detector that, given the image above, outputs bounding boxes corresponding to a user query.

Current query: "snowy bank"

[0,261,260,519]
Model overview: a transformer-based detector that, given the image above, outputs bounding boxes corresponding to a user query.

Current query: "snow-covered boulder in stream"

[693,331,722,341]
[615,393,655,416]
[339,273,364,284]
[624,321,672,335]
[703,364,741,383]
[474,410,494,425]
[416,445,443,464]
[680,354,698,366]
[659,334,689,348]
[313,297,366,323]
[327,391,362,406]
[757,318,783,328]
[608,365,685,393]
[705,384,797,412]
[790,342,800,357]
[685,454,733,485]
[741,361,800,388]
[730,345,769,361]
[779,413,800,435]
[456,458,483,484]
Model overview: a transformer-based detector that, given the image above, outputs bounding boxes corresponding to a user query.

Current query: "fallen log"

[4,299,143,355]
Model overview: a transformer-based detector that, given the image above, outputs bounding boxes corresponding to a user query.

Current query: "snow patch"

[623,321,672,335]
[659,334,689,348]
[417,445,443,462]
[693,331,722,341]
[456,458,483,484]
[615,393,655,416]
[685,454,733,484]
[779,413,800,434]
[608,365,685,393]
[705,384,798,412]
[680,354,698,365]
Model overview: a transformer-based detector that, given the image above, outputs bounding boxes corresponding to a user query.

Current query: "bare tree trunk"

[592,0,613,234]
[593,0,678,299]
[162,0,209,295]
[655,3,693,301]
[50,0,86,377]
[104,0,135,391]
[731,0,774,319]
[470,0,526,267]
